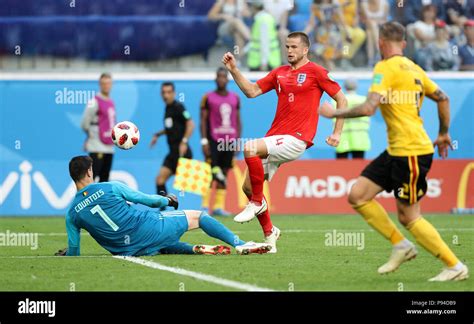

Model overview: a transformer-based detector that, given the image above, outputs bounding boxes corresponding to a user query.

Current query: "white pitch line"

[36,233,91,236]
[281,228,474,233]
[0,255,110,259]
[32,227,474,237]
[113,255,274,292]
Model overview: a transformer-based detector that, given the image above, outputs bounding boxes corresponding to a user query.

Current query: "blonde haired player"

[320,21,468,281]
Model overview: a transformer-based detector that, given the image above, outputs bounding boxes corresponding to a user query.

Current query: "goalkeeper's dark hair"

[69,155,93,182]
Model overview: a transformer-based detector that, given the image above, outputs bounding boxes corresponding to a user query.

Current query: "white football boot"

[233,198,267,223]
[429,263,469,282]
[378,242,418,274]
[264,226,281,254]
[235,242,272,255]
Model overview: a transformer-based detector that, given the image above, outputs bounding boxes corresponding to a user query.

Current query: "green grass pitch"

[0,214,472,291]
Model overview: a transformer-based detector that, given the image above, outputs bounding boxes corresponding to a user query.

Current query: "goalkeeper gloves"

[54,248,68,256]
[159,191,179,210]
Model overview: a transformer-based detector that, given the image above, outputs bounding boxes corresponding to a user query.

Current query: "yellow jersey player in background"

[319,21,468,282]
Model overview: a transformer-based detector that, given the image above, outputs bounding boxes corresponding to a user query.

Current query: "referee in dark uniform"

[150,82,194,196]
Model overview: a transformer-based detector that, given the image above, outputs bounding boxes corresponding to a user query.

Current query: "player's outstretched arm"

[64,210,81,256]
[427,88,453,159]
[222,52,263,98]
[320,92,381,119]
[111,181,174,209]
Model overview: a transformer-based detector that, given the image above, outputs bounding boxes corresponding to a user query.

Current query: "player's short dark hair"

[287,32,311,48]
[161,82,175,91]
[379,21,406,42]
[99,72,112,80]
[287,31,310,48]
[216,67,228,77]
[69,155,93,182]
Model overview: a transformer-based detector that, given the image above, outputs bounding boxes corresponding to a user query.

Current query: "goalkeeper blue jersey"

[65,181,176,256]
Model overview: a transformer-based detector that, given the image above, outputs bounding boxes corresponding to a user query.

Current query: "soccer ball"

[111,121,140,150]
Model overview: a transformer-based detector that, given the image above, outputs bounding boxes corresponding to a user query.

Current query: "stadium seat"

[0,0,218,60]
[288,14,310,32]
[294,0,312,15]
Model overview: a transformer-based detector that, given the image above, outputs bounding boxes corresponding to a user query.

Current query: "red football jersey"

[256,61,341,148]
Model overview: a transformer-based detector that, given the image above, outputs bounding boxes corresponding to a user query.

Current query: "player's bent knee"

[243,141,257,157]
[398,216,411,227]
[348,188,366,206]
[398,212,414,227]
[396,201,419,227]
[184,210,202,230]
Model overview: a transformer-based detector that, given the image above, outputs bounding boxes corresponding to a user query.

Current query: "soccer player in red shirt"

[222,32,347,253]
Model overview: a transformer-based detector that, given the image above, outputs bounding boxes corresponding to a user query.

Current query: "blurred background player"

[333,78,370,159]
[81,73,116,182]
[200,67,241,216]
[150,82,194,199]
[58,155,271,256]
[222,31,346,253]
[320,21,468,281]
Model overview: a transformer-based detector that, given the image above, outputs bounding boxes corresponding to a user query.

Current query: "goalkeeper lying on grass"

[55,156,271,256]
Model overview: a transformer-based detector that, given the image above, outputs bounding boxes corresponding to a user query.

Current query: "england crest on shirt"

[297,73,306,85]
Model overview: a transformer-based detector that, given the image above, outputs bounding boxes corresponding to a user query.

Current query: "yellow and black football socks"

[406,217,459,268]
[354,200,405,245]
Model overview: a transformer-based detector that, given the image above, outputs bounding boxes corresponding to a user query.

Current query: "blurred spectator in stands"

[208,0,251,61]
[446,0,474,34]
[361,0,389,66]
[304,0,343,70]
[458,19,474,70]
[425,20,460,70]
[264,0,294,65]
[335,0,366,68]
[413,5,437,49]
[81,73,116,182]
[333,78,370,159]
[247,0,281,71]
[392,0,446,26]
[412,5,437,67]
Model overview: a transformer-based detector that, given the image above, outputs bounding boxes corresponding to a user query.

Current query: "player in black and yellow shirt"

[319,22,468,282]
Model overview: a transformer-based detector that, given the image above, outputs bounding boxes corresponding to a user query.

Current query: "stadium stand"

[1,0,473,71]
[0,0,217,62]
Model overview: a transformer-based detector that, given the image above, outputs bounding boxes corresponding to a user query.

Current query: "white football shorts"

[261,135,307,181]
